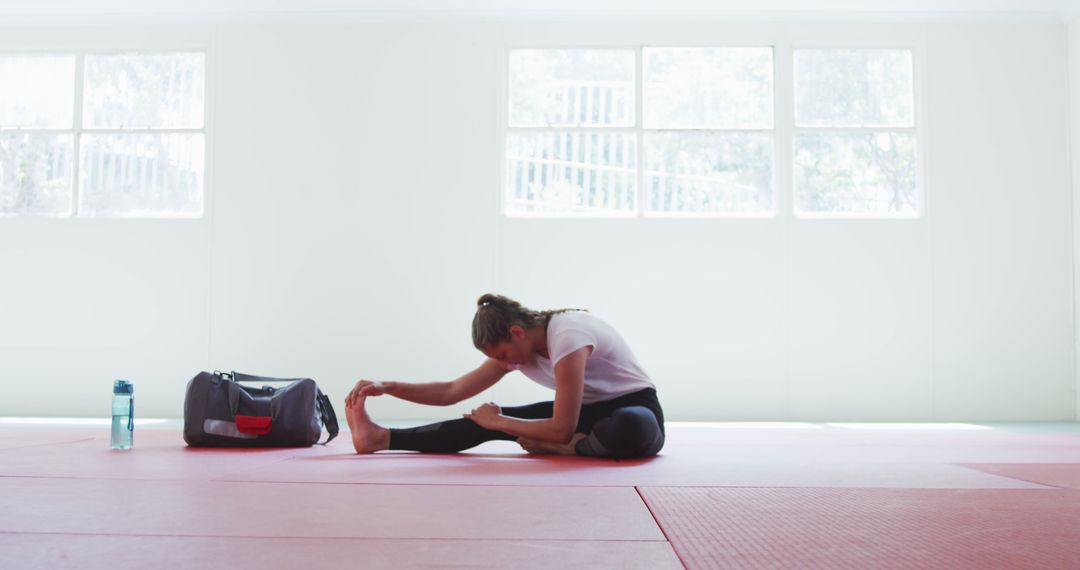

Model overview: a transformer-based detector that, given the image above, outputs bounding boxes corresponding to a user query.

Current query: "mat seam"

[954,464,1076,491]
[0,474,1062,490]
[0,475,669,488]
[635,486,689,570]
[0,530,668,543]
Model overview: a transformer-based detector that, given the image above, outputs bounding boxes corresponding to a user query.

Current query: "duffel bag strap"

[316,390,339,445]
[228,371,307,384]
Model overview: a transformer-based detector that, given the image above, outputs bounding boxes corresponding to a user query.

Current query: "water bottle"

[111,380,134,450]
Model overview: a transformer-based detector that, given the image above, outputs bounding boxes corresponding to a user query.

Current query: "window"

[0,55,76,215]
[507,49,637,216]
[504,45,921,219]
[793,49,918,217]
[643,47,774,216]
[505,47,775,217]
[0,52,206,218]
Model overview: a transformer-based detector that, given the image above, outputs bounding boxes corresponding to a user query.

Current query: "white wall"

[1070,16,1080,422]
[927,21,1072,420]
[0,16,1073,422]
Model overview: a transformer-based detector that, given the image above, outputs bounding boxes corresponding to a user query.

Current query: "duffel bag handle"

[218,370,306,384]
[219,370,303,415]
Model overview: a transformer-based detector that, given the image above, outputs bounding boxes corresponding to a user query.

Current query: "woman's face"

[482,325,532,366]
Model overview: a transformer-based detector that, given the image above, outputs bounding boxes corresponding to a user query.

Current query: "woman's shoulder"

[550,309,593,322]
[549,310,607,332]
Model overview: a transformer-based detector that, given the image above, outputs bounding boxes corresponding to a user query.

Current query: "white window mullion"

[793,126,916,134]
[504,126,637,134]
[640,128,777,134]
[634,46,645,217]
[78,128,205,135]
[72,54,84,218]
[775,42,793,220]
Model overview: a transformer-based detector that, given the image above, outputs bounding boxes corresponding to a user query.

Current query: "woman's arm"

[382,381,454,406]
[443,358,510,404]
[467,346,591,443]
[346,359,509,407]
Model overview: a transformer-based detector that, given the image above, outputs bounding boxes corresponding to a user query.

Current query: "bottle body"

[111,381,134,450]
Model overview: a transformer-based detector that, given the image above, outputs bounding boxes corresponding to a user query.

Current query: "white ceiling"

[0,0,1078,19]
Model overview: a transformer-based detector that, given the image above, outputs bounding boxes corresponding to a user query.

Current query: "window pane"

[795,49,914,127]
[506,131,636,214]
[79,133,204,217]
[509,50,634,127]
[644,47,773,129]
[0,55,76,129]
[0,134,74,216]
[794,132,917,215]
[645,132,773,215]
[83,53,205,129]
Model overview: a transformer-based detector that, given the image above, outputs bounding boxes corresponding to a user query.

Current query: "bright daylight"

[1,0,1079,568]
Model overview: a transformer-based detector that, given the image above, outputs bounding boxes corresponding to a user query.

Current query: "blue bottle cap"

[113,380,133,395]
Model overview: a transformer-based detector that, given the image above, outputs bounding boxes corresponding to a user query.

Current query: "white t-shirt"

[501,311,655,404]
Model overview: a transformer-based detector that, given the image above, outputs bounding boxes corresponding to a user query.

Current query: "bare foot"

[344,395,390,454]
[517,433,587,456]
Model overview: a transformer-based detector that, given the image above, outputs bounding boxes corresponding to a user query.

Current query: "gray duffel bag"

[184,370,339,447]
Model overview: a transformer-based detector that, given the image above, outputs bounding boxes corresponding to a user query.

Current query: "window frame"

[499,41,926,220]
[790,45,925,220]
[0,47,211,220]
[502,45,640,219]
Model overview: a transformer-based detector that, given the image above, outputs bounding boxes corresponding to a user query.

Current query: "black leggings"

[388,388,665,459]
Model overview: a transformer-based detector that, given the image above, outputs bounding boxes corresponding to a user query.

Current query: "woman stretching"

[343,294,665,459]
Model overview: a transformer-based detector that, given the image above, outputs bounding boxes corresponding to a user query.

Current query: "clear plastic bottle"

[111,380,134,450]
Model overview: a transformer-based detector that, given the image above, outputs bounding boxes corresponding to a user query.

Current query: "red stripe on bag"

[235,415,272,435]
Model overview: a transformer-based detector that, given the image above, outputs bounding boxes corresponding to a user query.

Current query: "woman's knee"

[581,407,662,458]
[608,407,661,440]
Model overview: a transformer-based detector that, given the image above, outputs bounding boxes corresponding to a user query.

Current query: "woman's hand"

[345,379,386,407]
[463,402,502,430]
